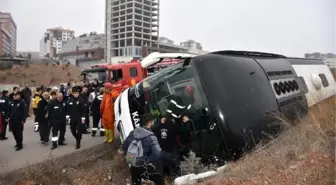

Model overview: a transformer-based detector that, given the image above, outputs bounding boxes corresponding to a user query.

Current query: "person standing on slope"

[100,83,119,143]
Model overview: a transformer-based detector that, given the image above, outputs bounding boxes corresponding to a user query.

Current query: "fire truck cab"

[81,60,145,93]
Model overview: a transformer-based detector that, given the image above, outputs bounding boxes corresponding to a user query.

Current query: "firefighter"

[163,85,197,156]
[66,87,86,149]
[47,93,67,150]
[32,87,42,132]
[0,90,10,140]
[37,92,50,144]
[90,87,104,137]
[100,83,119,143]
[80,86,91,134]
[9,92,27,151]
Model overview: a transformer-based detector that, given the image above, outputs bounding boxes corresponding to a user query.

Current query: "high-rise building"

[39,27,75,59]
[105,0,160,63]
[0,12,17,56]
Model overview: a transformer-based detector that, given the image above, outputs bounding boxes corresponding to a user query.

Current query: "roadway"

[0,117,104,174]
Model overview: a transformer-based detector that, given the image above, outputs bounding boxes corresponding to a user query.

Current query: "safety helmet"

[104,82,113,89]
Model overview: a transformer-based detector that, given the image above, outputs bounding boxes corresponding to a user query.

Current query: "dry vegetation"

[202,96,335,185]
[0,62,82,86]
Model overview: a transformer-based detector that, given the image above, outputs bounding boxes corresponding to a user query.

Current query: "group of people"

[0,81,199,184]
[0,81,120,151]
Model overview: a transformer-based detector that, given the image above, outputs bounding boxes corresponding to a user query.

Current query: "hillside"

[202,96,335,185]
[0,63,82,86]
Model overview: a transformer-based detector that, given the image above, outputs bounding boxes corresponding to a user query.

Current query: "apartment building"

[58,32,105,69]
[180,39,203,50]
[0,12,17,56]
[39,27,75,59]
[105,0,160,63]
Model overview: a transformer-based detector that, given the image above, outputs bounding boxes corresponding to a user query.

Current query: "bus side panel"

[291,64,336,106]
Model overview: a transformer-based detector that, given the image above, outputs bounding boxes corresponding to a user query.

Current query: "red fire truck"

[81,57,185,93]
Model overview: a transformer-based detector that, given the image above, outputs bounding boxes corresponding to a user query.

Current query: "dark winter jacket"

[9,99,27,123]
[122,127,162,165]
[153,121,179,153]
[47,99,67,122]
[36,98,48,123]
[0,96,10,119]
[21,87,32,103]
[90,92,103,116]
[66,96,86,121]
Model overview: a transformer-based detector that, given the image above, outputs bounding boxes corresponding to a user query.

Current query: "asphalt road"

[0,117,105,174]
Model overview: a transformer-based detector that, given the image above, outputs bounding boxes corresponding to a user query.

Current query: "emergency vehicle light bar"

[141,52,197,68]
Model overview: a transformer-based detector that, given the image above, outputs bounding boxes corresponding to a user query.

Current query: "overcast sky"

[1,0,335,57]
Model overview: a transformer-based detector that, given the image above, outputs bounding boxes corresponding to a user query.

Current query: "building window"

[128,47,132,56]
[319,74,329,87]
[129,67,138,77]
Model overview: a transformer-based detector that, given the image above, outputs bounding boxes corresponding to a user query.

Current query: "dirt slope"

[0,63,82,86]
[202,96,335,185]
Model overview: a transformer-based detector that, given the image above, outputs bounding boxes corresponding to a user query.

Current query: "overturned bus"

[114,50,336,164]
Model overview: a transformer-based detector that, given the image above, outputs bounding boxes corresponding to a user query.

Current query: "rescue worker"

[153,117,180,176]
[9,92,27,151]
[8,86,20,132]
[32,87,42,132]
[0,90,10,140]
[90,87,104,137]
[66,87,86,149]
[122,113,165,185]
[37,92,50,144]
[100,82,119,143]
[47,93,67,150]
[164,85,196,156]
[80,86,91,134]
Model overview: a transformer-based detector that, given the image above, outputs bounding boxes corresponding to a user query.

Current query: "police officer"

[47,93,67,150]
[90,87,104,137]
[0,90,10,140]
[9,92,27,151]
[66,87,86,149]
